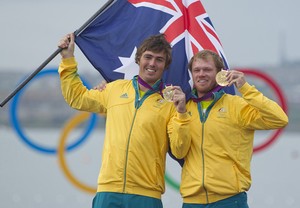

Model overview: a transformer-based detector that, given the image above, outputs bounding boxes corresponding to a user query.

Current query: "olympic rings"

[57,111,180,193]
[58,112,97,194]
[9,68,97,154]
[238,68,288,153]
[7,67,288,193]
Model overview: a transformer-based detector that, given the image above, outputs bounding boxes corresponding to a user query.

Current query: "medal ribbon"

[191,85,223,102]
[137,76,163,96]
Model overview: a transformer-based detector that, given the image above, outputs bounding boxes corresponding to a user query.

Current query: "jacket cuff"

[177,111,191,121]
[58,57,77,74]
[237,82,251,94]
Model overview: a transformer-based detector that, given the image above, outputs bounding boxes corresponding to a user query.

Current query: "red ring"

[235,68,288,153]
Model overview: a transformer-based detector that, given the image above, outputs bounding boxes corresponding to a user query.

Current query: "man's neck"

[137,76,160,92]
[138,84,149,92]
[193,85,222,102]
[198,93,213,101]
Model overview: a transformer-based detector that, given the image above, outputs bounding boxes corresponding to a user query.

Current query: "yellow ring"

[57,112,97,194]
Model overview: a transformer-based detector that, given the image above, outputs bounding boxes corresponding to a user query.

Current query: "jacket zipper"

[201,110,209,203]
[196,91,223,203]
[122,98,140,192]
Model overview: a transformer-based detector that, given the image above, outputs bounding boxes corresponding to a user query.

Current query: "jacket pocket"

[155,159,164,191]
[233,164,241,192]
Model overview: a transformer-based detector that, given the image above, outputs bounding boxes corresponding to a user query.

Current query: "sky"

[1,0,299,72]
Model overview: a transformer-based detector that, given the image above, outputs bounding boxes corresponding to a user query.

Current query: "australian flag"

[75,0,234,98]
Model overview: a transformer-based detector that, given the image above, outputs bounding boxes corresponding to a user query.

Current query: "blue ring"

[9,68,97,154]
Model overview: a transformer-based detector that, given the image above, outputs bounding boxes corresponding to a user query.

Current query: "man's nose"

[149,58,156,66]
[198,69,205,76]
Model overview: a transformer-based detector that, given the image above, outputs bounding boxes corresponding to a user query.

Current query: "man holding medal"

[58,33,191,208]
[170,49,288,208]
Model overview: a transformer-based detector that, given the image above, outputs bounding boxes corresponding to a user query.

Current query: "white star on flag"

[114,48,139,80]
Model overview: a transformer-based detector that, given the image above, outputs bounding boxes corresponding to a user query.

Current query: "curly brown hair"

[135,34,172,69]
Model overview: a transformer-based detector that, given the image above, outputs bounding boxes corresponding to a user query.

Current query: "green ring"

[165,172,180,191]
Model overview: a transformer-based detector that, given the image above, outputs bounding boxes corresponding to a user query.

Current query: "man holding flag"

[58,32,191,208]
[58,0,284,207]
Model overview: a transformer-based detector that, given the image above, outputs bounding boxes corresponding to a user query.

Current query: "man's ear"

[136,56,140,65]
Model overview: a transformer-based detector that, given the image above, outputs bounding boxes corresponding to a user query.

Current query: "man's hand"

[170,86,186,113]
[58,33,75,59]
[227,70,246,89]
[93,80,107,91]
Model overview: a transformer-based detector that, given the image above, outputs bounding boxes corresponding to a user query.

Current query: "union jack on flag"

[75,0,234,97]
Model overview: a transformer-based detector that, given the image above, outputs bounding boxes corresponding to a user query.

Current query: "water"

[1,127,299,208]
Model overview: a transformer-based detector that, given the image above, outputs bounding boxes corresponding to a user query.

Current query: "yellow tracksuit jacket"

[170,83,288,204]
[58,57,191,199]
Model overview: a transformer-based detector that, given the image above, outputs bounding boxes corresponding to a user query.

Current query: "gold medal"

[162,85,174,102]
[216,70,229,86]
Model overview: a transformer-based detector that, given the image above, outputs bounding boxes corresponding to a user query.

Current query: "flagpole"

[0,0,116,108]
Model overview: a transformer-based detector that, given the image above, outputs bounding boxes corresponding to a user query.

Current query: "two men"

[58,33,288,208]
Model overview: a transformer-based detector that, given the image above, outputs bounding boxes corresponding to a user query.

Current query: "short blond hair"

[188,50,224,72]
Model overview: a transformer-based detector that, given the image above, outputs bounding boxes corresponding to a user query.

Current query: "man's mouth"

[197,79,207,84]
[146,68,156,73]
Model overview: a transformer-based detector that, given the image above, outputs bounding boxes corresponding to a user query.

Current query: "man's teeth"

[147,68,156,72]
